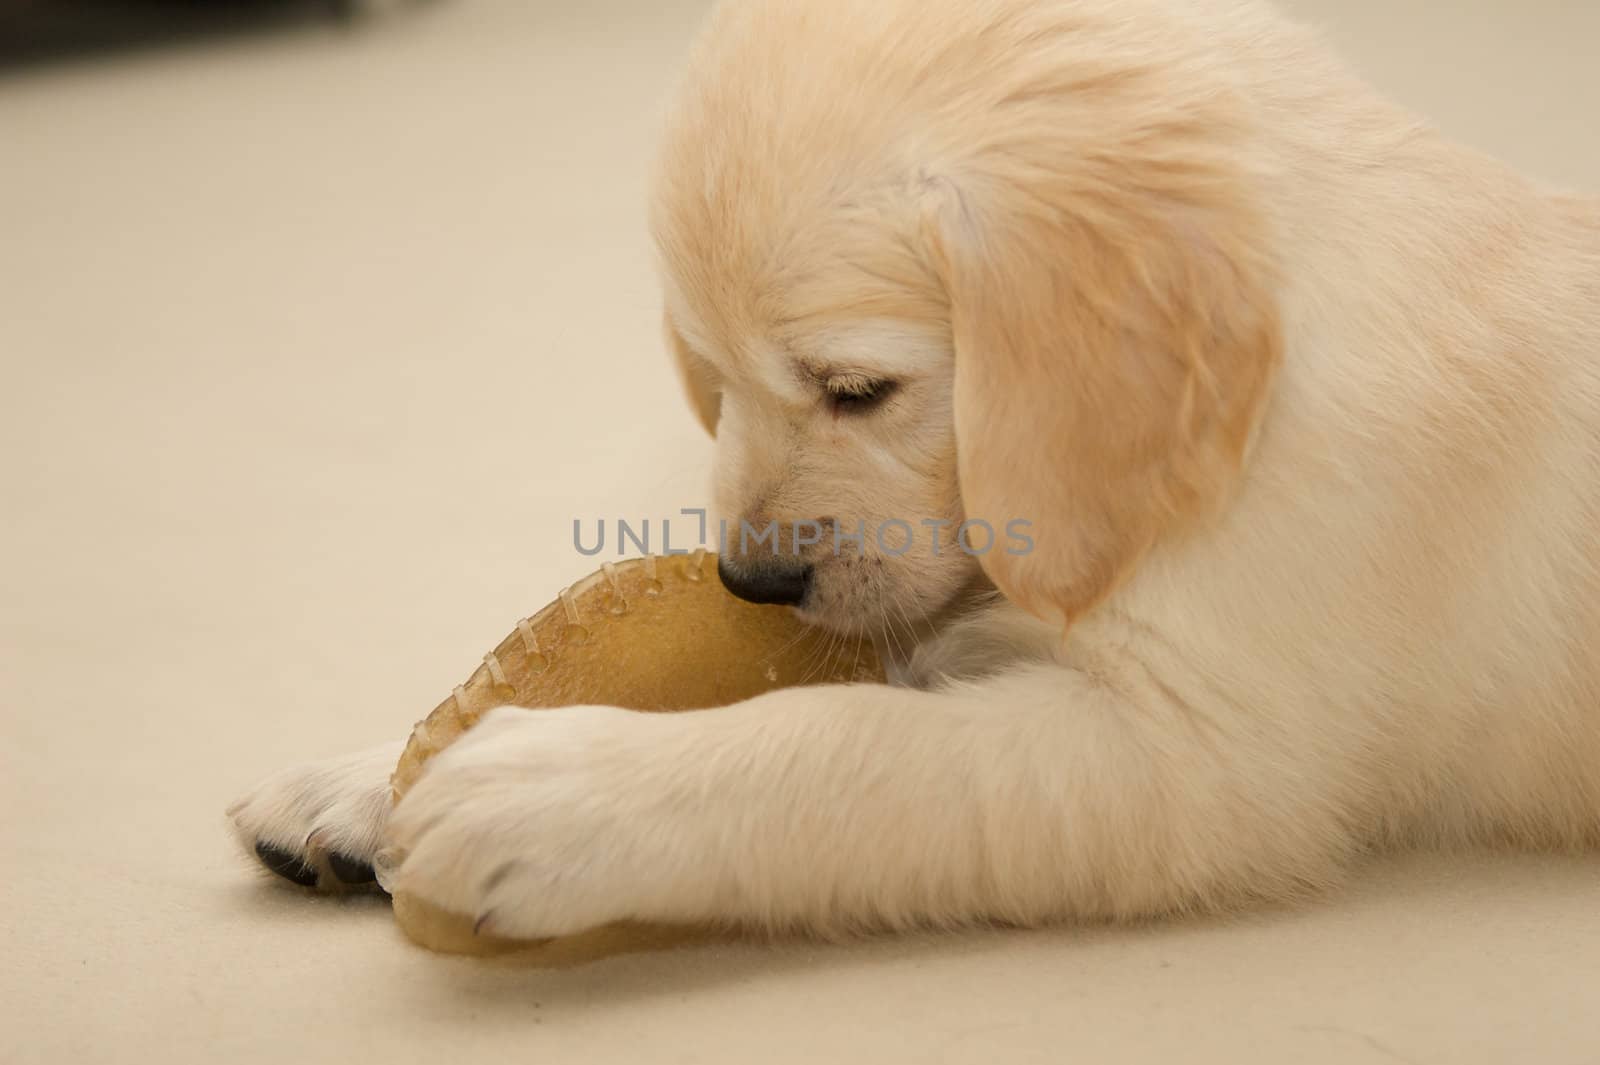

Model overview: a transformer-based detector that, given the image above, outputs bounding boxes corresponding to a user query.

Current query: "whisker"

[802,627,844,684]
[790,627,832,683]
[879,585,911,669]
[763,615,823,669]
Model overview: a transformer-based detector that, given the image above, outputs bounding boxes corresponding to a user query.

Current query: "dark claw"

[327,852,377,887]
[255,841,319,887]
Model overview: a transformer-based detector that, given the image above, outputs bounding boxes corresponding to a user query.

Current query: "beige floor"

[3,1,1598,1062]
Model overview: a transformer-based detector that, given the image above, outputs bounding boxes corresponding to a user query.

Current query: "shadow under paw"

[254,841,386,894]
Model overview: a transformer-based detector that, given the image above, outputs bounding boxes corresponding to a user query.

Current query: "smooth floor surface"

[3,2,1598,1062]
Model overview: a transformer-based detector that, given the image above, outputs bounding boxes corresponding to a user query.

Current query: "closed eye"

[824,372,899,414]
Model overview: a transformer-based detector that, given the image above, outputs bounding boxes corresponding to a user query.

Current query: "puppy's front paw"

[382,706,696,939]
[227,740,404,892]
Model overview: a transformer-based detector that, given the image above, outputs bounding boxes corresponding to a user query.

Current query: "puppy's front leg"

[228,740,404,890]
[384,667,1353,938]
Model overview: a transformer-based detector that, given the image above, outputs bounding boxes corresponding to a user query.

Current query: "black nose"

[717,557,813,607]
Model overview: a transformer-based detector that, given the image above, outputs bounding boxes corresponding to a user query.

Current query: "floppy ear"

[925,164,1281,629]
[664,313,722,436]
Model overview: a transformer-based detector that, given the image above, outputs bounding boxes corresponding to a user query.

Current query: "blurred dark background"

[0,0,391,67]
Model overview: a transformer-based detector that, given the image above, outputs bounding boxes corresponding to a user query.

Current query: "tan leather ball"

[388,552,883,956]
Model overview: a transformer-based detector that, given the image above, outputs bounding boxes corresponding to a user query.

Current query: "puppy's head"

[652,0,1281,638]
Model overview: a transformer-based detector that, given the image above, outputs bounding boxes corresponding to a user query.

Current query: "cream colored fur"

[233,0,1600,938]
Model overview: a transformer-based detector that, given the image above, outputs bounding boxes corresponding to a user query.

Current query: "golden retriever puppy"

[236,0,1600,937]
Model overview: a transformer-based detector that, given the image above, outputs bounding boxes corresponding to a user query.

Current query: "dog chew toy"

[388,550,883,956]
